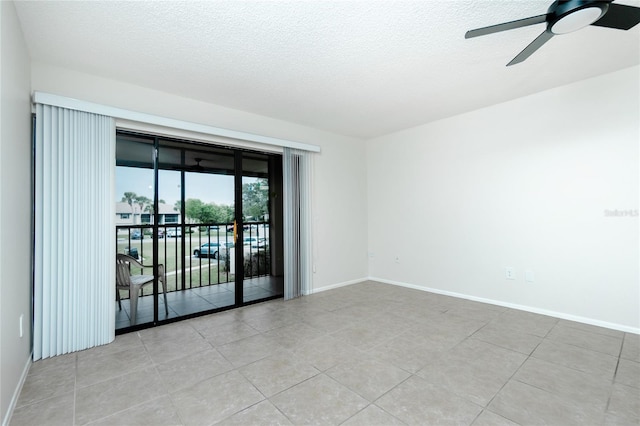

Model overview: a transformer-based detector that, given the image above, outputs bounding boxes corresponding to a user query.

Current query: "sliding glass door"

[115,131,283,332]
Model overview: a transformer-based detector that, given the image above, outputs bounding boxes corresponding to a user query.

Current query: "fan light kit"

[465,0,640,66]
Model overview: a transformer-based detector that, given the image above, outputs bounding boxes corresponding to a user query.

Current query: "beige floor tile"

[217,333,289,368]
[270,374,368,425]
[171,370,264,426]
[16,363,76,407]
[301,294,357,313]
[471,410,519,426]
[603,412,639,426]
[157,348,234,392]
[75,367,166,425]
[546,324,623,357]
[262,322,326,349]
[365,311,418,335]
[238,355,319,397]
[82,332,145,357]
[326,357,410,401]
[331,303,385,322]
[488,380,604,426]
[198,321,260,347]
[367,334,451,374]
[489,309,557,337]
[513,357,612,412]
[408,317,483,347]
[241,309,302,333]
[621,333,640,362]
[557,319,625,338]
[470,323,542,355]
[606,383,640,423]
[141,326,214,365]
[298,310,352,334]
[330,320,398,350]
[187,310,240,332]
[28,352,76,376]
[87,395,183,426]
[292,334,367,371]
[376,375,482,425]
[138,322,198,344]
[444,305,505,323]
[532,339,618,379]
[417,357,513,407]
[10,392,74,426]
[216,400,293,425]
[615,358,640,389]
[77,346,152,388]
[444,339,527,378]
[341,405,406,426]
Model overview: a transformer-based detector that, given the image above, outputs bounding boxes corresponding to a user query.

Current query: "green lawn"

[117,231,235,296]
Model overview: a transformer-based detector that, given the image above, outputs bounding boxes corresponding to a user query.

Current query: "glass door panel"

[156,141,238,319]
[183,171,236,311]
[156,169,182,320]
[242,153,283,302]
[115,134,156,329]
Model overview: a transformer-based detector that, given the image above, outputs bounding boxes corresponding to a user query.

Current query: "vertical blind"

[283,148,312,299]
[33,104,116,360]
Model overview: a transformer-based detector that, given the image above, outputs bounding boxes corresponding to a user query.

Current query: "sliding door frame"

[115,130,283,334]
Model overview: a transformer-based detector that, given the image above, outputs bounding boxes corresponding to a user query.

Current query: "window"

[120,213,130,219]
[164,214,178,223]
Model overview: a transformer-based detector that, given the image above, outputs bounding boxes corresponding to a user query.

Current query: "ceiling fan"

[465,0,640,66]
[188,158,205,171]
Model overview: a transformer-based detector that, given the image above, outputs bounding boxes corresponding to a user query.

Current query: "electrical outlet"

[505,267,515,280]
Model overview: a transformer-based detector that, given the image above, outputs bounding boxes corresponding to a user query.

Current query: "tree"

[121,191,137,223]
[144,200,165,215]
[184,198,204,223]
[183,198,234,224]
[135,195,152,224]
[243,179,269,221]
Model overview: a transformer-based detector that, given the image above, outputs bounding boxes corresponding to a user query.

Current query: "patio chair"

[116,253,169,325]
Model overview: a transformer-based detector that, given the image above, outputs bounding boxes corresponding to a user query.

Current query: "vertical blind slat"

[34,104,116,360]
[283,148,313,300]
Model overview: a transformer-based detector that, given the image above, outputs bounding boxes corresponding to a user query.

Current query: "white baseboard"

[2,352,32,426]
[311,277,368,294]
[368,277,640,335]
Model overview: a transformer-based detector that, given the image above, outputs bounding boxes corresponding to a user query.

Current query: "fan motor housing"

[547,0,611,34]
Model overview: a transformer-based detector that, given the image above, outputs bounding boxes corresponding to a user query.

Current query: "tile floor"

[11,281,640,426]
[116,276,284,330]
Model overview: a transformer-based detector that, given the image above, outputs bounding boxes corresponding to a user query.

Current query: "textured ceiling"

[14,0,640,139]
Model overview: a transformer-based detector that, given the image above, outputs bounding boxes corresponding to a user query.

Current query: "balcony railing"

[115,222,270,299]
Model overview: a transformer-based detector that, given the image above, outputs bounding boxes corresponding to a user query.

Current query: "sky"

[116,166,259,206]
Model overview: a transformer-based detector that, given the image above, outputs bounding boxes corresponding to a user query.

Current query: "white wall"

[367,66,639,332]
[0,1,33,423]
[31,62,369,291]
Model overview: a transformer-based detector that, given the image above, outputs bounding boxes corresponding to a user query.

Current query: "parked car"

[193,242,232,258]
[131,231,142,240]
[166,227,182,238]
[243,237,267,248]
[125,247,139,259]
[226,225,250,233]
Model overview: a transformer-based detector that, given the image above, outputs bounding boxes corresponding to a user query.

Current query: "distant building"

[116,202,180,226]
